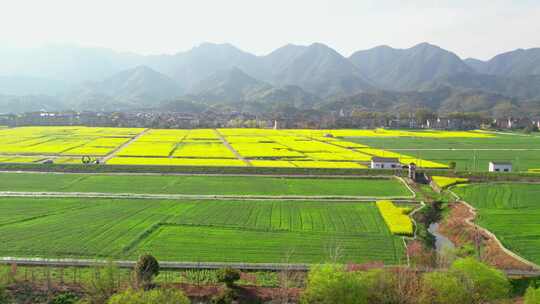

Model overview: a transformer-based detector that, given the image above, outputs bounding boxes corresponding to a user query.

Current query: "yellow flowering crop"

[376,200,414,236]
[431,176,469,189]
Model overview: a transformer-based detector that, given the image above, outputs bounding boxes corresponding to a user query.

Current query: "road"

[1,257,538,277]
[0,191,416,202]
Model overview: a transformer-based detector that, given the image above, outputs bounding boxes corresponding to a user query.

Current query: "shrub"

[211,288,236,304]
[216,268,241,288]
[362,268,422,304]
[450,257,510,303]
[525,286,540,304]
[362,269,398,304]
[301,264,368,304]
[83,262,121,304]
[0,285,9,304]
[107,288,189,304]
[50,292,79,304]
[524,125,539,134]
[420,272,469,304]
[134,255,160,289]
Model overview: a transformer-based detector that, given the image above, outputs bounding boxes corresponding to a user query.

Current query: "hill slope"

[266,43,373,97]
[467,48,540,76]
[66,66,182,109]
[350,43,473,90]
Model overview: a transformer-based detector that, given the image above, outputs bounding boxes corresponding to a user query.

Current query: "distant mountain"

[0,45,143,84]
[158,42,373,98]
[146,43,265,92]
[349,43,473,90]
[321,85,522,118]
[438,90,518,117]
[245,85,321,109]
[265,43,373,97]
[2,42,540,114]
[261,44,308,79]
[185,67,319,108]
[65,66,182,109]
[0,94,65,113]
[466,48,540,77]
[0,76,69,96]
[158,99,207,113]
[463,58,486,72]
[188,67,270,104]
[320,86,454,112]
[424,72,540,100]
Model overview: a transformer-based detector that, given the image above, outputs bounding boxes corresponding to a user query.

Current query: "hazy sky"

[1,0,539,60]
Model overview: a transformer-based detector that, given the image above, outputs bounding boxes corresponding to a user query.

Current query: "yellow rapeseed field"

[0,126,486,169]
[108,157,246,167]
[431,176,469,189]
[376,200,414,236]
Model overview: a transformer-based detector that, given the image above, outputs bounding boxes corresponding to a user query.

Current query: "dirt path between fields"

[0,191,416,202]
[0,170,395,178]
[101,128,150,163]
[440,189,540,271]
[214,129,252,166]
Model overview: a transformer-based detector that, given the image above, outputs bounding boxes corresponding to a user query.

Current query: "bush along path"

[440,188,540,273]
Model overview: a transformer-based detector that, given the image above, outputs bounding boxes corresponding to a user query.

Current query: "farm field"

[0,173,412,197]
[1,126,536,171]
[347,133,540,171]
[0,197,405,264]
[453,183,540,265]
[0,126,141,156]
[0,126,504,169]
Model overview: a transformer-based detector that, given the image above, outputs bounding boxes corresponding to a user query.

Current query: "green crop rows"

[346,133,540,172]
[0,198,404,264]
[0,173,411,197]
[453,183,540,264]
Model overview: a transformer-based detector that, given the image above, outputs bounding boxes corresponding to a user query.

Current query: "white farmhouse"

[488,161,512,173]
[371,157,401,169]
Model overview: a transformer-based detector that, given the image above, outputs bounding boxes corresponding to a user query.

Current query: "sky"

[0,0,539,60]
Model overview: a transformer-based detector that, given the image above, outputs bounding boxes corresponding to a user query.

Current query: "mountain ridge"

[1,42,540,114]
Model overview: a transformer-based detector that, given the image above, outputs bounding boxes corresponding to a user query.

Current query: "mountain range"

[1,42,540,116]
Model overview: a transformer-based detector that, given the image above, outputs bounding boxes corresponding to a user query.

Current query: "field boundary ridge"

[0,191,417,201]
[447,187,540,271]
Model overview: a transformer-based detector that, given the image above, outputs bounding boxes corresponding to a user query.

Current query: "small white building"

[371,157,401,169]
[489,161,512,173]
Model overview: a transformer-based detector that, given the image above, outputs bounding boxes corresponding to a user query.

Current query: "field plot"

[0,173,412,197]
[0,126,143,162]
[453,183,540,265]
[218,128,446,169]
[0,126,512,170]
[108,157,245,167]
[289,129,493,138]
[346,133,540,171]
[116,129,189,157]
[0,198,405,264]
[112,128,238,165]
